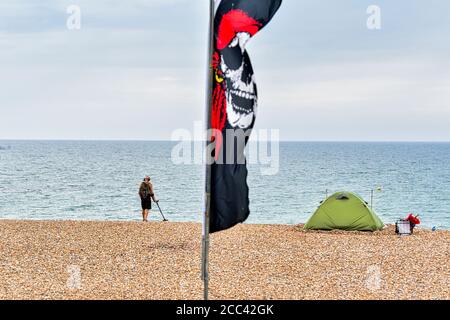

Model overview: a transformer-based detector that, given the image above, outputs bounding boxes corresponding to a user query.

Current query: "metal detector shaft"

[155,200,168,221]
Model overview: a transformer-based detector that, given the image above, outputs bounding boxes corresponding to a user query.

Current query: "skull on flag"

[215,9,260,129]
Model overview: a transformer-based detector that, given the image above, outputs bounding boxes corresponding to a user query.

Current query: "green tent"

[304,191,384,231]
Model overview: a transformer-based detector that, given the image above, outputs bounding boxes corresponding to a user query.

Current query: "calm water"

[0,141,449,229]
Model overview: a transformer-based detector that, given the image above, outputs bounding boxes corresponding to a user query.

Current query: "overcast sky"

[1,0,449,141]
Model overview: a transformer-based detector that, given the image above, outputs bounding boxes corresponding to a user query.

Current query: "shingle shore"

[0,220,447,300]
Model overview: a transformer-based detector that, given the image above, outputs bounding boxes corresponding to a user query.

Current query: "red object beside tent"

[405,214,420,225]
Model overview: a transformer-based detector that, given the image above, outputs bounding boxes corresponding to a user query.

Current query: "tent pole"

[201,0,215,301]
[370,189,374,209]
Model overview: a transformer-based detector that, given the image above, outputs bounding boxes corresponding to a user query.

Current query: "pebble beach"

[0,220,448,300]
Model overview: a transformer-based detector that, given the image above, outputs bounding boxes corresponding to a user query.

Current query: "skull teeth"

[233,105,251,114]
[230,89,255,100]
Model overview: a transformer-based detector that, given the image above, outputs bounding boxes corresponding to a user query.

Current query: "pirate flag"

[208,0,282,233]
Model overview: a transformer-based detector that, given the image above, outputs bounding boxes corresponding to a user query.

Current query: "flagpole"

[202,0,215,301]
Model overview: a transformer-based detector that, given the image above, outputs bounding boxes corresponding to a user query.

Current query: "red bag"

[405,214,420,225]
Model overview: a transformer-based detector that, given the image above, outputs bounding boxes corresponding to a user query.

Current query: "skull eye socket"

[221,45,243,71]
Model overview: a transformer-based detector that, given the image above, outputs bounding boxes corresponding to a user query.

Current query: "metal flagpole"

[201,0,215,301]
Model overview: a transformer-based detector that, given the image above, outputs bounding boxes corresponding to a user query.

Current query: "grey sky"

[1,0,449,141]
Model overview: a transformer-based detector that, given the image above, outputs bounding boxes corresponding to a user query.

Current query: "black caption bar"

[0,300,445,318]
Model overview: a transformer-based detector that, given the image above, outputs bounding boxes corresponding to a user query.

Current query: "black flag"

[208,0,282,233]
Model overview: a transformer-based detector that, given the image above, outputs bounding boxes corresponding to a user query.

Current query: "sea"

[0,140,449,229]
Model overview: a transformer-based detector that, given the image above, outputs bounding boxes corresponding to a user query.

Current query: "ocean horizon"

[0,140,449,229]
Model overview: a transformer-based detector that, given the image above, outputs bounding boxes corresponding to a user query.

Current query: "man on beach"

[139,176,158,222]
